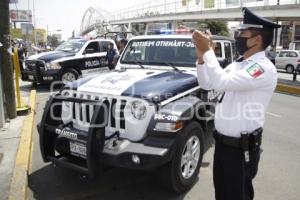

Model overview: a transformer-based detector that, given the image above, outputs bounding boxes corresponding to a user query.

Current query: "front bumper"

[22,69,61,83]
[297,64,300,73]
[101,136,174,170]
[37,94,176,177]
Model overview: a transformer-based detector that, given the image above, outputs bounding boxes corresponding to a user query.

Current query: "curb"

[276,83,300,95]
[8,90,36,200]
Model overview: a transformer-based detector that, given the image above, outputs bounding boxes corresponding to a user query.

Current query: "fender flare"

[147,95,213,137]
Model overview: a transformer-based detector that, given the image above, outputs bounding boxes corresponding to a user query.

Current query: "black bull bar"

[37,94,109,177]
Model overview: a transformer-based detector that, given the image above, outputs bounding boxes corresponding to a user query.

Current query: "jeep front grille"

[66,93,127,130]
[25,60,45,71]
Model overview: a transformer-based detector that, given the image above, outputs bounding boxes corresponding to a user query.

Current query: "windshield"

[121,38,197,67]
[55,39,87,53]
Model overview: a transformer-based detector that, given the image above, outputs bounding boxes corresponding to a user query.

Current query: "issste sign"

[10,10,32,22]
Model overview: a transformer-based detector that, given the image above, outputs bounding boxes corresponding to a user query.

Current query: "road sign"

[21,23,33,35]
[10,10,32,22]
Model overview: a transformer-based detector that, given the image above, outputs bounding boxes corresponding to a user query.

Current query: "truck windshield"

[55,39,87,53]
[121,38,197,67]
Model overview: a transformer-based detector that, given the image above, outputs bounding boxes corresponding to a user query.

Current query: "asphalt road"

[27,84,300,200]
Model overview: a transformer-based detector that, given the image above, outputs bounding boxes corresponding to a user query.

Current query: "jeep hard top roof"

[130,34,234,41]
[68,38,115,42]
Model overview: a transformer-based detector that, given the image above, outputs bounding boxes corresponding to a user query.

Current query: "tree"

[197,21,229,36]
[47,35,59,47]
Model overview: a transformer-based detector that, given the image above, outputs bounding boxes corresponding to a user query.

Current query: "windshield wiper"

[162,62,181,72]
[58,49,73,52]
[133,61,146,69]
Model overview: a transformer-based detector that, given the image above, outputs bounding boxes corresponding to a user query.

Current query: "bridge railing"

[111,0,300,21]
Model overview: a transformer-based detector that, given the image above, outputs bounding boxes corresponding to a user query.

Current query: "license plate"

[43,76,53,80]
[70,142,86,158]
[28,75,34,80]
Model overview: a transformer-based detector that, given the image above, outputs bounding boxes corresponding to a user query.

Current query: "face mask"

[235,37,249,55]
[235,35,257,55]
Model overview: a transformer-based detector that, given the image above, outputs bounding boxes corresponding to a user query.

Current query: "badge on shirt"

[246,63,264,78]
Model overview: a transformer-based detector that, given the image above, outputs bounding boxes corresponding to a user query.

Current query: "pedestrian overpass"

[80,7,114,36]
[80,0,300,35]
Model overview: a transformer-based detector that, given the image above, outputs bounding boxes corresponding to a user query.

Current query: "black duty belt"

[213,128,263,150]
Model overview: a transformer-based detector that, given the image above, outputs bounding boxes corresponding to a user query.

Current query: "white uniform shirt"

[197,50,277,138]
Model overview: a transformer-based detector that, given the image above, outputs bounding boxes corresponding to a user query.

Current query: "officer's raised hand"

[192,30,214,54]
[192,30,214,64]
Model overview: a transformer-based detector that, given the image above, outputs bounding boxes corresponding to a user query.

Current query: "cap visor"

[237,24,263,30]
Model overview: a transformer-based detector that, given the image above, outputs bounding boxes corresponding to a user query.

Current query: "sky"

[10,0,240,40]
[10,0,141,40]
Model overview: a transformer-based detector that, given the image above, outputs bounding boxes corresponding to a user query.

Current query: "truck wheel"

[286,65,294,73]
[61,68,79,83]
[158,121,204,193]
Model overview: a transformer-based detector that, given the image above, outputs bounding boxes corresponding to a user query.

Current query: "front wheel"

[61,68,79,83]
[286,64,295,73]
[158,121,204,193]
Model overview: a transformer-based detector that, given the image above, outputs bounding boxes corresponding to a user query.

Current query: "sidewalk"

[0,81,32,200]
[276,71,300,95]
[0,117,26,200]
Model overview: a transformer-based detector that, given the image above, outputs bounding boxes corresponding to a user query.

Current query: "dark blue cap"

[239,7,281,30]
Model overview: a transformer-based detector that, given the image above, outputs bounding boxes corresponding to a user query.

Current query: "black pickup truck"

[22,38,118,83]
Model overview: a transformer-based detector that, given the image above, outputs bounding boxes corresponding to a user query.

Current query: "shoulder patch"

[246,63,264,78]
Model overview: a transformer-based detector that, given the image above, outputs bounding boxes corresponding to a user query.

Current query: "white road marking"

[266,112,282,118]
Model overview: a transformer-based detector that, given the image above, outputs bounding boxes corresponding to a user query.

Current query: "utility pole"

[274,19,279,48]
[0,0,17,119]
[274,0,280,48]
[0,43,5,128]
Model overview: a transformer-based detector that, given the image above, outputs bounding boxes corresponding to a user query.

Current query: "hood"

[27,50,75,63]
[63,75,98,90]
[76,69,198,103]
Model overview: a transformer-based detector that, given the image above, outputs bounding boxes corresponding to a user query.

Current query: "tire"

[286,65,294,73]
[32,82,38,87]
[61,68,79,83]
[158,121,204,193]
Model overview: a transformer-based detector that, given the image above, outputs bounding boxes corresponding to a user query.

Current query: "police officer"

[106,42,118,70]
[118,38,128,55]
[192,7,280,200]
[266,45,276,65]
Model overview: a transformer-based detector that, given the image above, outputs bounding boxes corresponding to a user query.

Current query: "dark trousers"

[213,140,261,200]
[108,61,115,70]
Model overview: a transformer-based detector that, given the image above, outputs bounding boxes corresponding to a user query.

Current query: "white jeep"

[38,34,235,193]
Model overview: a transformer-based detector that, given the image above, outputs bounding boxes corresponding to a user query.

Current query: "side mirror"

[83,48,95,55]
[218,58,227,68]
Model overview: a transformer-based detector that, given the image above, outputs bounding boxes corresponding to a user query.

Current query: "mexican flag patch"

[246,63,264,78]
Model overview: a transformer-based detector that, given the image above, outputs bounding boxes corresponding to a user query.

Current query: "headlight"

[61,89,73,97]
[46,62,61,70]
[154,122,183,132]
[131,101,147,120]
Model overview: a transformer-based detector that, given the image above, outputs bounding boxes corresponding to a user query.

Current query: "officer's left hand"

[192,30,214,54]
